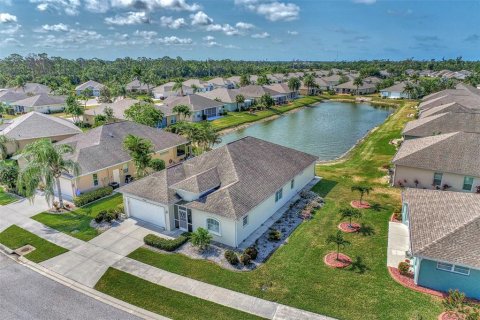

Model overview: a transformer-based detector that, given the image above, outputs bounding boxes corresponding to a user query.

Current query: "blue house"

[401,188,480,299]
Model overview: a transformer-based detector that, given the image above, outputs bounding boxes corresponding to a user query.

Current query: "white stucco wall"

[190,208,237,247]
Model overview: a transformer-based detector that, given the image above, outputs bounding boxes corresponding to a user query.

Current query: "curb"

[0,250,169,320]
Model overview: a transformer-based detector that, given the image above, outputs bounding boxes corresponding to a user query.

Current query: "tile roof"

[403,188,480,269]
[119,136,317,219]
[59,121,188,175]
[0,111,81,140]
[402,112,480,138]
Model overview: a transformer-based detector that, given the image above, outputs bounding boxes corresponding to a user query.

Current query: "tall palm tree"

[326,230,351,260]
[18,139,80,208]
[235,94,245,111]
[303,74,316,95]
[353,77,364,95]
[287,77,301,98]
[339,207,362,228]
[172,79,184,96]
[351,185,373,204]
[403,82,416,99]
[123,134,154,178]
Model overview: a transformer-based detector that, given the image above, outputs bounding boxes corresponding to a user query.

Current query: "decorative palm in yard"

[353,77,364,95]
[18,139,79,208]
[303,74,317,95]
[123,134,154,178]
[172,104,192,121]
[326,231,351,260]
[351,185,373,205]
[340,207,362,228]
[287,77,301,95]
[235,94,245,111]
[172,79,184,96]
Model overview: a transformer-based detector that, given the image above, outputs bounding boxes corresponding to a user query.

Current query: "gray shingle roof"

[0,111,81,140]
[197,88,242,103]
[160,94,224,115]
[403,188,480,269]
[125,79,151,91]
[402,112,480,138]
[419,93,480,110]
[59,121,188,175]
[12,94,65,108]
[8,83,51,95]
[237,85,281,98]
[419,102,480,118]
[84,98,140,120]
[0,91,29,103]
[264,83,293,94]
[380,82,407,93]
[75,80,105,91]
[393,131,480,177]
[119,136,317,219]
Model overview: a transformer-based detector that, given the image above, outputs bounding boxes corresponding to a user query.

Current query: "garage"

[57,177,74,200]
[127,197,166,228]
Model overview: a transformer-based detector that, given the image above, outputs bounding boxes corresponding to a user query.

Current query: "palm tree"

[403,82,416,99]
[172,104,192,121]
[287,77,301,98]
[303,74,316,95]
[351,185,373,204]
[239,74,250,87]
[326,231,351,260]
[339,207,362,228]
[172,79,184,96]
[235,94,245,111]
[18,139,80,208]
[123,134,154,178]
[191,84,200,93]
[0,135,16,160]
[353,77,364,95]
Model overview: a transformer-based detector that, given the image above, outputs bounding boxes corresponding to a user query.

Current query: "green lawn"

[126,99,442,320]
[0,187,17,205]
[0,225,68,263]
[32,193,123,241]
[95,268,265,320]
[211,96,323,131]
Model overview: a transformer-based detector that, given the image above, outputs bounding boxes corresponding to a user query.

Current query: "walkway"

[386,221,410,267]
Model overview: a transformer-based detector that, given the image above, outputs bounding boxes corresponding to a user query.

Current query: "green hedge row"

[144,233,189,252]
[73,186,113,207]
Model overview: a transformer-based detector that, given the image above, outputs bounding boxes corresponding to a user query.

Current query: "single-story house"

[75,80,105,97]
[10,94,66,113]
[198,88,245,111]
[401,188,480,300]
[158,94,225,126]
[322,74,343,88]
[183,79,213,94]
[0,111,81,155]
[402,112,480,139]
[300,77,329,95]
[380,82,410,99]
[125,79,152,93]
[0,91,29,105]
[264,83,298,101]
[82,98,140,125]
[392,131,480,192]
[237,85,284,105]
[419,93,480,111]
[119,136,317,247]
[152,82,179,99]
[419,102,480,118]
[56,121,189,200]
[334,80,376,95]
[225,76,241,87]
[8,83,51,95]
[207,77,235,89]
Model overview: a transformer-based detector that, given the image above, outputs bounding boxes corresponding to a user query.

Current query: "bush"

[73,186,113,207]
[190,227,212,252]
[149,158,165,171]
[144,234,188,252]
[398,261,411,276]
[95,210,107,223]
[224,250,239,265]
[116,203,124,214]
[244,246,258,260]
[240,253,252,265]
[268,229,282,241]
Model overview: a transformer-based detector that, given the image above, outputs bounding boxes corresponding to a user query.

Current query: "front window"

[204,107,217,118]
[243,215,248,227]
[433,172,443,186]
[122,163,129,174]
[177,144,187,157]
[463,176,474,191]
[275,188,283,202]
[206,218,220,235]
[93,173,98,186]
[437,262,470,276]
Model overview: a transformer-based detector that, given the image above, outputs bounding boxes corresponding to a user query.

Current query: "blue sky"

[0,0,479,61]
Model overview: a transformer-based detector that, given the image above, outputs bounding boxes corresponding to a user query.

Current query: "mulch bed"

[338,222,360,233]
[438,312,463,320]
[324,252,352,268]
[390,213,402,222]
[350,200,371,209]
[388,266,447,298]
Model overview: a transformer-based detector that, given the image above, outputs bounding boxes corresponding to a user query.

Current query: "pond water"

[216,101,394,161]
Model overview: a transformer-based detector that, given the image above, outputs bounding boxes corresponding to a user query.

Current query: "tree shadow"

[312,179,338,198]
[358,223,375,236]
[349,256,370,274]
[369,202,383,212]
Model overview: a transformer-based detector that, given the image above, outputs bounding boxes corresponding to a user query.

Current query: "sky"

[0,0,479,61]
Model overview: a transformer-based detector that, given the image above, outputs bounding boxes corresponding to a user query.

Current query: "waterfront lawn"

[211,96,322,131]
[32,194,122,241]
[0,225,68,263]
[95,268,265,320]
[126,100,442,320]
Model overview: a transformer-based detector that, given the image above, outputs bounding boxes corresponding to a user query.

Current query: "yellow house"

[56,121,189,200]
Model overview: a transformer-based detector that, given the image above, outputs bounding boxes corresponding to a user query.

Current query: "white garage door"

[57,177,74,200]
[128,197,166,228]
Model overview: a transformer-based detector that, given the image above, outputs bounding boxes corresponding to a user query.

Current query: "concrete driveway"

[387,221,410,267]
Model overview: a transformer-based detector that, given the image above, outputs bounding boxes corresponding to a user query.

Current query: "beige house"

[11,93,66,113]
[56,121,189,200]
[0,112,82,155]
[392,132,480,192]
[82,98,140,125]
[158,94,224,126]
[403,112,480,139]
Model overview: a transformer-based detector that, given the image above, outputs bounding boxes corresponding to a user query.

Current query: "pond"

[216,101,394,161]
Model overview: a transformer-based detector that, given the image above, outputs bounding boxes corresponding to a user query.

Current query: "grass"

[126,99,443,319]
[211,96,323,131]
[32,193,123,241]
[95,268,265,320]
[0,225,68,262]
[0,186,17,205]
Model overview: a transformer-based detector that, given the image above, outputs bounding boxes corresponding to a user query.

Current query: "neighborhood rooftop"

[402,112,480,137]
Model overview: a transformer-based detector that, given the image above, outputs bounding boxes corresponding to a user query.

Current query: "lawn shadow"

[358,223,375,236]
[369,202,383,212]
[312,179,338,198]
[349,256,370,274]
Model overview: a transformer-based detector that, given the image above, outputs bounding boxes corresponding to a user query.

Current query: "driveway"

[0,253,141,320]
[387,221,410,267]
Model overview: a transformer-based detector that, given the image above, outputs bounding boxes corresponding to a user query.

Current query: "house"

[56,121,189,200]
[125,79,152,93]
[300,77,329,95]
[264,83,298,101]
[0,91,29,105]
[380,82,410,99]
[183,79,213,94]
[237,85,284,105]
[207,77,235,89]
[226,76,241,87]
[82,98,140,125]
[402,112,480,139]
[322,74,343,88]
[10,94,66,113]
[334,80,376,95]
[419,92,480,111]
[392,132,480,192]
[118,136,317,247]
[8,83,51,95]
[152,82,179,99]
[419,102,480,118]
[0,112,81,155]
[75,80,105,97]
[198,88,245,111]
[400,188,480,300]
[158,94,225,126]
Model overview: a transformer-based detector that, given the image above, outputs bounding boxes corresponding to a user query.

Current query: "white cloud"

[190,11,213,26]
[353,0,376,4]
[133,30,157,39]
[84,0,110,13]
[105,11,149,25]
[109,0,200,12]
[202,35,215,41]
[235,21,255,30]
[0,12,17,23]
[206,23,240,36]
[30,0,81,15]
[39,23,70,32]
[160,16,187,29]
[0,23,21,35]
[34,28,103,49]
[236,0,299,22]
[158,36,192,45]
[190,11,242,36]
[251,31,269,38]
[0,37,23,47]
[287,30,298,35]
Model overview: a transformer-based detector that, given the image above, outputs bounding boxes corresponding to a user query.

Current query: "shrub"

[190,227,212,252]
[398,261,411,276]
[144,234,189,252]
[95,210,107,223]
[224,250,239,265]
[149,158,165,172]
[393,212,402,221]
[107,208,119,220]
[240,253,252,265]
[116,203,124,214]
[268,229,282,241]
[244,246,258,260]
[73,186,113,207]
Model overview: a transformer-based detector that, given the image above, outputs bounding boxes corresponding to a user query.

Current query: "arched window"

[206,218,220,235]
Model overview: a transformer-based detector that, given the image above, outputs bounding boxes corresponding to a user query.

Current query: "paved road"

[0,254,141,320]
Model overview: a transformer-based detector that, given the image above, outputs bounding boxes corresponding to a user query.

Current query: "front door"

[113,169,120,183]
[178,206,188,231]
